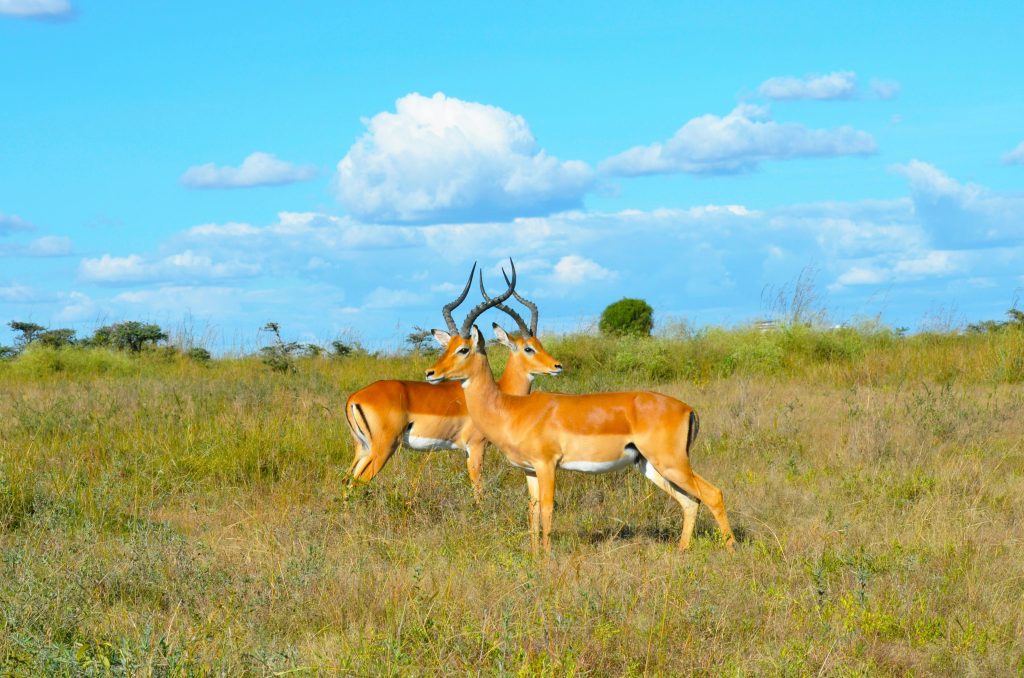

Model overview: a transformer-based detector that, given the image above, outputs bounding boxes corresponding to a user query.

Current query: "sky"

[2,1,1023,351]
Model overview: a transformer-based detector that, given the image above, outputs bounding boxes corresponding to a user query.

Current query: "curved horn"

[480,272,530,336]
[502,269,539,336]
[459,259,517,337]
[441,262,477,334]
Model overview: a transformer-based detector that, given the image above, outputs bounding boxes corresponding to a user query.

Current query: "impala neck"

[460,353,509,439]
[496,357,533,395]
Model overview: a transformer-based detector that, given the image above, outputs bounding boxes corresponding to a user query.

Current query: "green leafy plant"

[599,298,654,337]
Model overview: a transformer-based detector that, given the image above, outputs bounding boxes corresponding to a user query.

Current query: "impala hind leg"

[656,464,736,551]
[637,459,701,550]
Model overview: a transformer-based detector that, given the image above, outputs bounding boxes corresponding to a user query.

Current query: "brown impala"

[425,262,736,554]
[344,263,562,501]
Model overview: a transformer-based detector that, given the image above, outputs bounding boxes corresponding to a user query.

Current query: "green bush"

[89,321,168,352]
[599,298,654,337]
[187,347,212,363]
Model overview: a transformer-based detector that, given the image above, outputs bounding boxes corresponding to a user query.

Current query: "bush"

[90,321,168,352]
[599,298,654,337]
[186,347,212,363]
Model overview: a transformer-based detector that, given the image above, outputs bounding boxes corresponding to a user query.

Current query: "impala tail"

[686,410,700,458]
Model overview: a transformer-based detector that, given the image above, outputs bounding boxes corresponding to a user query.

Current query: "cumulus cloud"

[758,71,857,100]
[891,160,1024,247]
[0,0,72,18]
[550,255,616,285]
[79,250,260,284]
[180,152,317,189]
[363,287,430,309]
[0,213,33,235]
[1002,141,1024,165]
[333,92,593,224]
[600,104,876,176]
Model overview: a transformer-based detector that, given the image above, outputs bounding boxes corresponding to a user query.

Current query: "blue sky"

[2,1,1023,350]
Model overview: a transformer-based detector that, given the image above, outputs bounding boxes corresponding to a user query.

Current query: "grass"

[1,326,1023,675]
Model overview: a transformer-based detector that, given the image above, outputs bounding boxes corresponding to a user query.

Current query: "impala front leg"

[535,462,556,554]
[525,472,541,554]
[465,440,485,504]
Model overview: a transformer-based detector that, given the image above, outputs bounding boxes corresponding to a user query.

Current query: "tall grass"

[1,326,1023,674]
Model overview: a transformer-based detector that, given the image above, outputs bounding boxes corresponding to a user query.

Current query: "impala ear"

[431,329,451,348]
[492,322,516,351]
[469,325,486,352]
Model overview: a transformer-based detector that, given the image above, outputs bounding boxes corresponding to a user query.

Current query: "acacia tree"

[90,321,168,352]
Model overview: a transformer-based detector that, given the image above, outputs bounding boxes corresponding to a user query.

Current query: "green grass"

[1,327,1023,675]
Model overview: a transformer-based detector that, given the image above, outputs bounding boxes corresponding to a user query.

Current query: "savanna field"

[2,325,1023,676]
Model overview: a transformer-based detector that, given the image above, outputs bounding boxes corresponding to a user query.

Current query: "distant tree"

[8,321,45,349]
[599,298,655,337]
[36,328,77,349]
[967,307,1024,334]
[0,346,16,360]
[259,322,301,372]
[330,339,354,358]
[90,321,168,352]
[405,326,439,354]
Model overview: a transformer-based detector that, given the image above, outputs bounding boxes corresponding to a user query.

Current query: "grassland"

[1,325,1023,675]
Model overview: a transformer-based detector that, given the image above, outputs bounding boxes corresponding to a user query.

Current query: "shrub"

[90,321,168,352]
[36,328,77,349]
[599,298,654,337]
[186,347,212,363]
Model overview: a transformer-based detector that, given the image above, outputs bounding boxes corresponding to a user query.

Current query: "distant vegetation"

[599,297,655,337]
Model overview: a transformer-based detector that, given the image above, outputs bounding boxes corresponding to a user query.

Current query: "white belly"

[403,433,461,451]
[559,447,639,474]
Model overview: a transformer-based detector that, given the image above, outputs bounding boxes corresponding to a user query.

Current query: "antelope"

[425,263,736,554]
[344,263,562,501]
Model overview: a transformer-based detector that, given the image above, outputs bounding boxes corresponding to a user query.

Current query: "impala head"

[425,260,518,385]
[480,271,562,378]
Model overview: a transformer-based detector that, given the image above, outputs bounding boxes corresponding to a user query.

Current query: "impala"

[344,263,562,501]
[425,263,736,553]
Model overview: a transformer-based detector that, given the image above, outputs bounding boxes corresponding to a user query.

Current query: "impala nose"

[425,370,435,379]
[553,363,563,370]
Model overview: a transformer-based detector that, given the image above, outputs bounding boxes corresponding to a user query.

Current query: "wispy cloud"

[334,92,593,224]
[0,213,34,235]
[0,0,72,19]
[869,78,901,100]
[180,152,316,189]
[1002,141,1024,165]
[758,71,857,101]
[600,104,876,176]
[79,250,260,284]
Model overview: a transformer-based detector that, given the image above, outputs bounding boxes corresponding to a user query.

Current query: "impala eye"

[457,347,470,355]
[524,346,535,354]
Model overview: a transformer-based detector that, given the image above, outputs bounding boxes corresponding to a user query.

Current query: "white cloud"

[79,250,260,284]
[550,255,616,285]
[180,152,316,189]
[0,282,40,302]
[758,71,857,100]
[0,0,71,18]
[0,213,33,235]
[363,287,430,309]
[600,104,876,176]
[54,291,95,322]
[1002,141,1024,165]
[23,235,72,256]
[333,92,593,223]
[891,160,1024,247]
[869,79,901,100]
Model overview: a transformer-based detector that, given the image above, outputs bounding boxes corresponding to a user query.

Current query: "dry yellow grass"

[1,330,1023,675]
